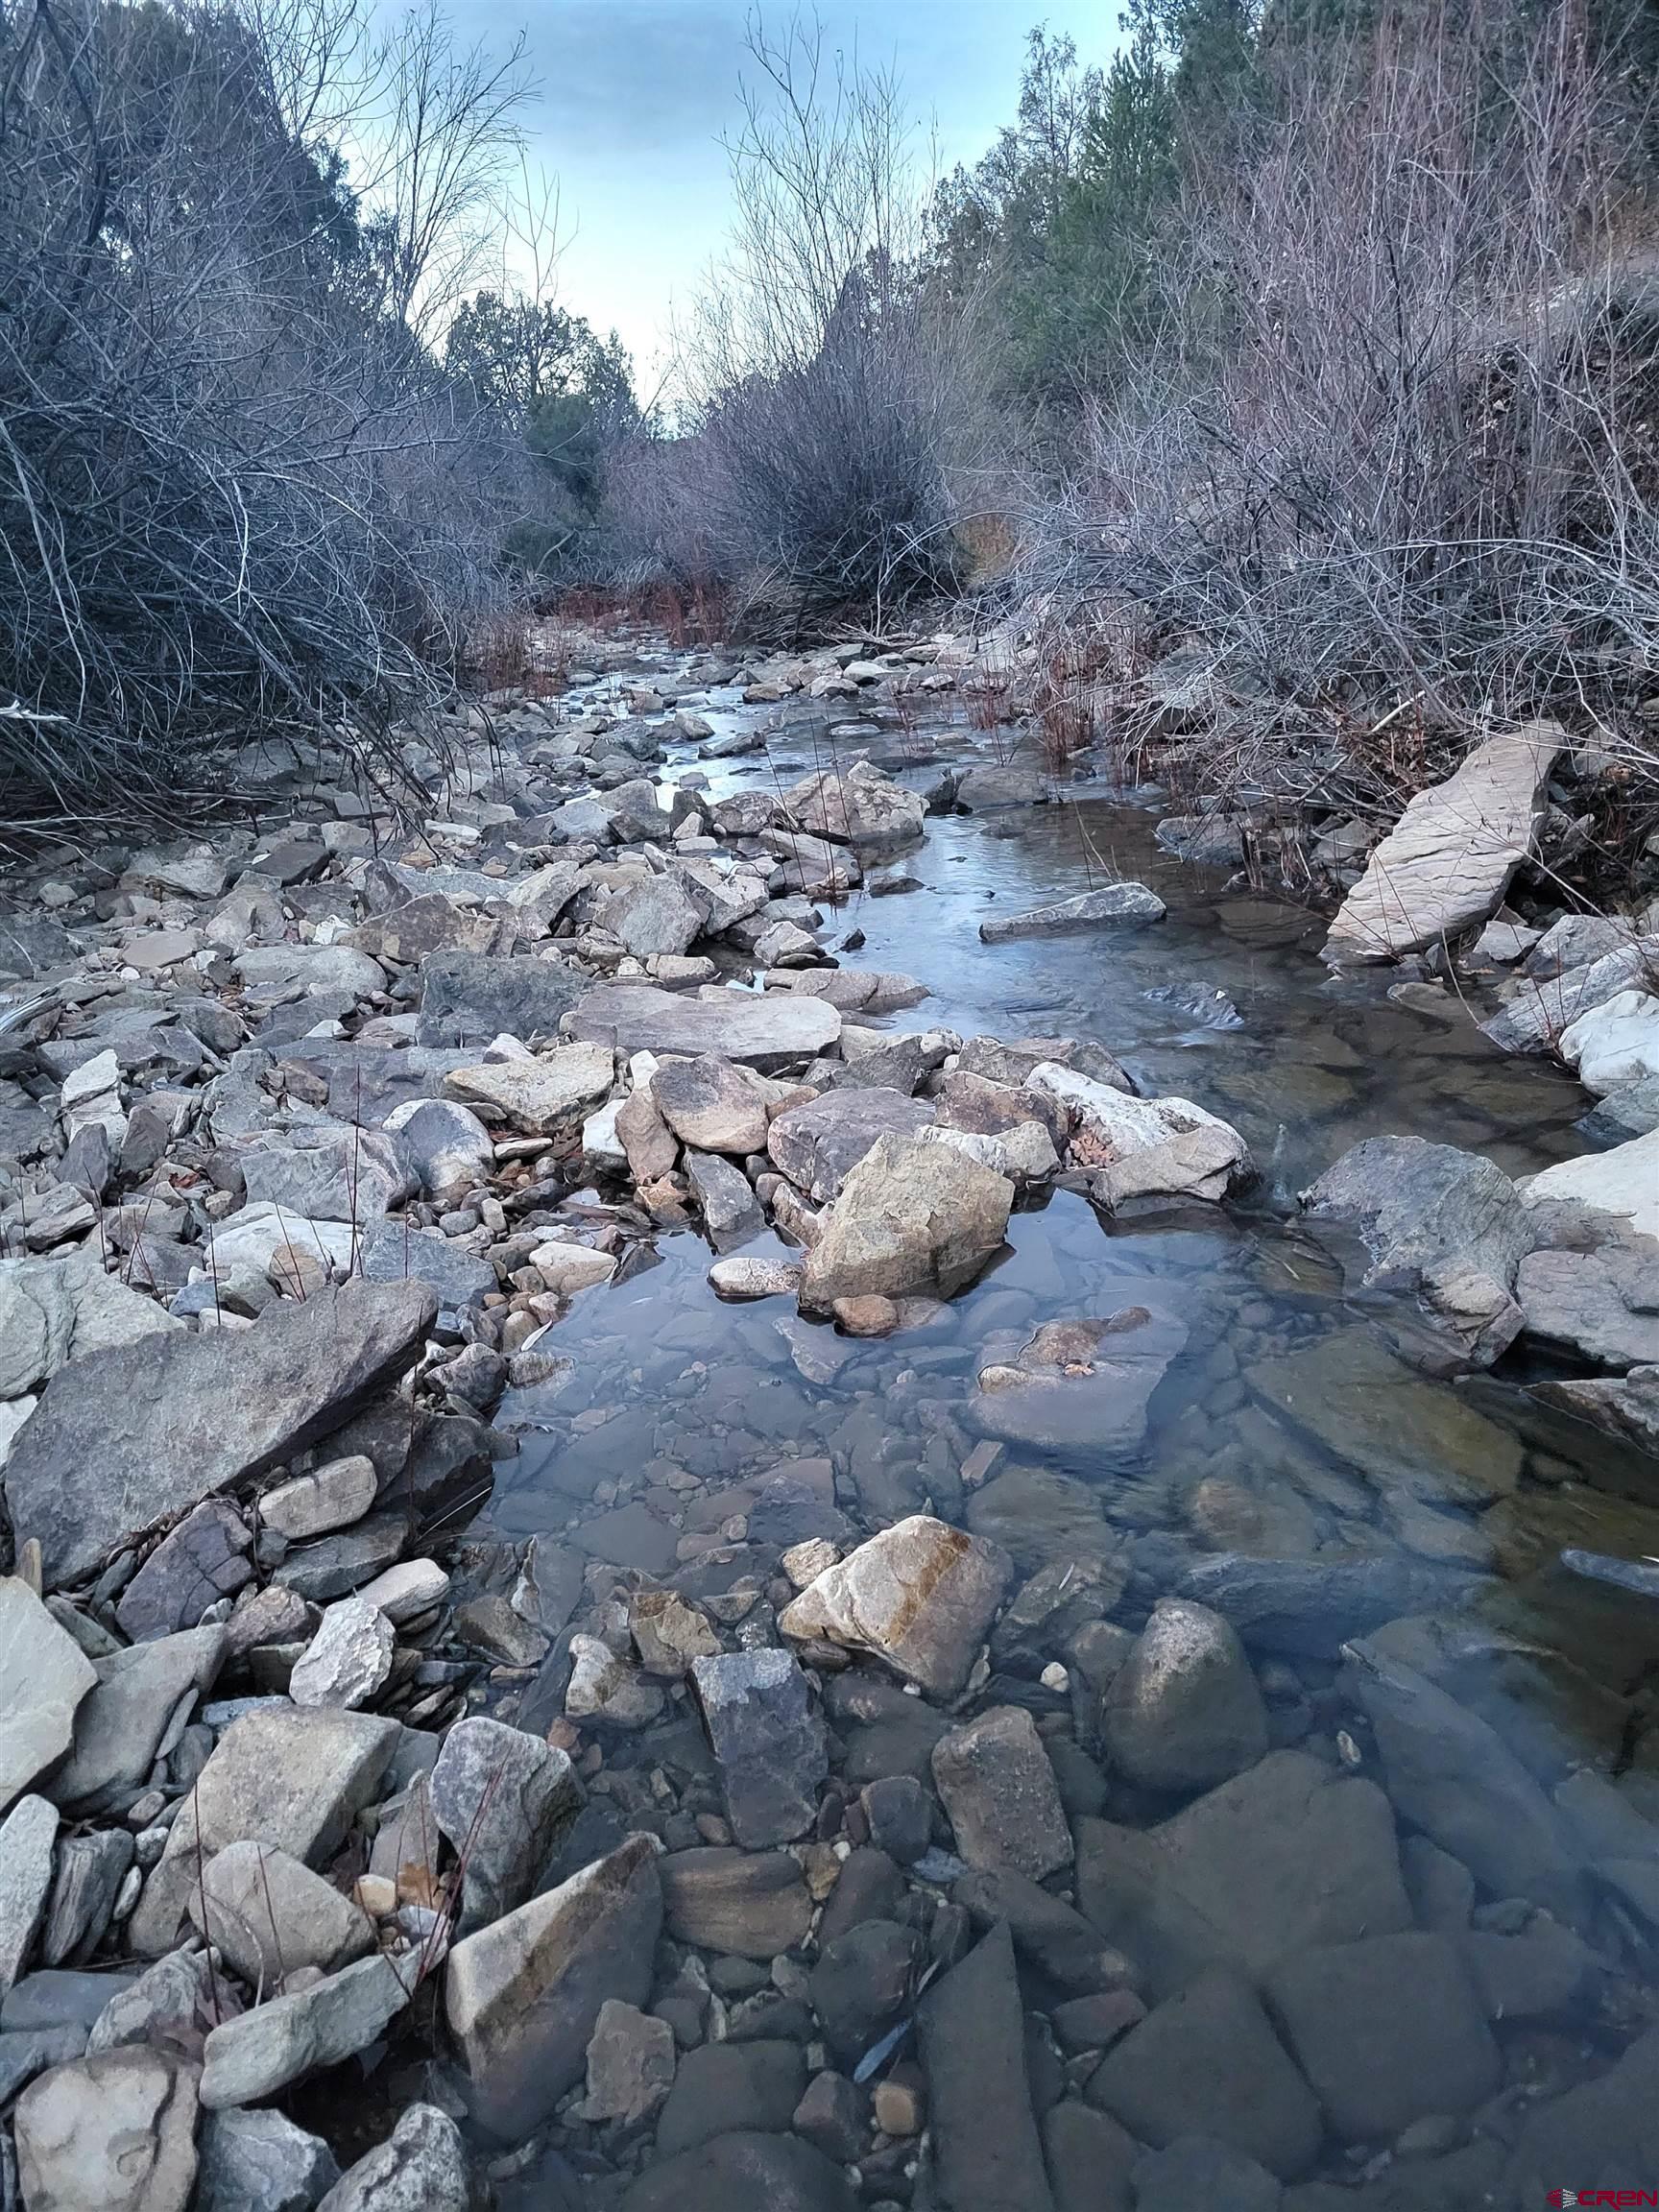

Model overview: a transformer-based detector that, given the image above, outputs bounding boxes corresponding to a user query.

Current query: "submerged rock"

[917,1923,1057,2212]
[1100,1599,1268,1794]
[969,1307,1188,1454]
[931,1704,1072,1880]
[978,885,1166,942]
[689,1648,827,1847]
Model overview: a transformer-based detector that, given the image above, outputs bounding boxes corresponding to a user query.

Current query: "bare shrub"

[1022,3,1659,811]
[0,0,537,830]
[653,13,997,638]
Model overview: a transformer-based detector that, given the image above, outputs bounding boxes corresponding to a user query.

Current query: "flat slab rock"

[4,1278,435,1588]
[1324,722,1560,962]
[978,884,1166,942]
[566,984,841,1067]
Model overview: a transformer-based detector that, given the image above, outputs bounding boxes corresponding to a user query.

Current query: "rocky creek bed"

[0,623,1656,2211]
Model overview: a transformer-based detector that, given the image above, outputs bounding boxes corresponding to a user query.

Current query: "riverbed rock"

[445,1834,661,2142]
[130,1705,399,1956]
[1520,1127,1659,1242]
[196,2107,341,2212]
[709,1256,802,1300]
[931,1704,1072,1879]
[620,2132,857,2212]
[1342,1642,1586,1923]
[660,1847,814,1958]
[1247,1327,1522,1504]
[416,949,588,1046]
[1482,935,1659,1052]
[260,1456,378,1542]
[5,1278,436,1588]
[114,1501,252,1641]
[779,1515,1012,1697]
[1323,723,1560,962]
[1027,1064,1250,1204]
[566,1635,666,1729]
[1086,1967,1320,2179]
[430,1716,582,1936]
[189,1841,373,1987]
[1264,1930,1499,2143]
[684,1149,763,1248]
[0,1578,95,1815]
[768,1088,935,1201]
[969,1306,1188,1453]
[199,1951,412,2108]
[443,1043,614,1134]
[917,1922,1057,2212]
[656,2038,806,2154]
[0,1251,180,1404]
[1514,1240,1659,1368]
[1173,1553,1486,1659]
[1301,1135,1532,1359]
[1560,988,1659,1093]
[15,2046,199,2212]
[799,1132,1012,1307]
[785,759,925,848]
[50,1623,226,1815]
[603,876,705,958]
[979,885,1166,942]
[581,1998,676,2124]
[651,1054,777,1153]
[1532,1363,1659,1453]
[0,1794,58,1998]
[289,1596,394,1710]
[1075,1749,1410,1995]
[316,2104,469,2212]
[1100,1599,1268,1793]
[689,1647,826,1847]
[567,984,841,1068]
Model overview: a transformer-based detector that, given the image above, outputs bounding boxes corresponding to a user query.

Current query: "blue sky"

[461,1,1121,385]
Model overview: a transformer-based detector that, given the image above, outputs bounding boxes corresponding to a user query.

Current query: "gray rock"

[0,1794,58,1999]
[0,1252,181,1404]
[197,2108,342,2212]
[780,1514,1012,1698]
[416,950,588,1046]
[260,1456,378,1541]
[1075,1750,1411,1999]
[445,1834,661,2142]
[1264,1931,1498,2142]
[651,1055,777,1154]
[316,2104,469,2211]
[289,1596,395,1710]
[931,1704,1072,1880]
[1132,2136,1281,2212]
[40,1830,134,1965]
[1324,724,1559,963]
[1533,1362,1659,1453]
[0,2024,88,2105]
[384,1098,494,1198]
[766,1088,935,1202]
[6,1280,436,1589]
[785,758,924,847]
[800,1132,1012,1307]
[189,1841,373,1987]
[619,2132,856,2212]
[580,1997,676,2123]
[1516,1242,1659,1369]
[969,1307,1188,1455]
[684,1149,764,1250]
[1173,1553,1486,1659]
[85,1948,213,2056]
[236,944,382,1000]
[602,877,705,957]
[4,1967,136,2033]
[978,885,1166,942]
[115,1502,252,1641]
[566,983,840,1068]
[240,1127,413,1225]
[1505,2024,1659,2203]
[660,1846,814,1960]
[201,1952,412,2107]
[1086,1968,1319,2179]
[1301,1135,1532,1360]
[276,1515,411,1604]
[0,1577,96,1815]
[443,1045,614,1136]
[657,2040,805,2155]
[808,1920,917,2061]
[1101,1599,1268,1794]
[14,2046,199,2212]
[1484,936,1659,1052]
[51,1623,226,1815]
[1042,2103,1138,2212]
[689,1648,826,1847]
[565,1635,666,1728]
[917,1923,1057,2212]
[358,1221,498,1310]
[954,1865,1133,1996]
[430,1715,582,1936]
[129,1705,399,1957]
[1342,1643,1588,1924]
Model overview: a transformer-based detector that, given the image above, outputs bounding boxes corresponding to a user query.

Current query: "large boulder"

[779,1515,1012,1698]
[445,1835,661,2143]
[767,1088,935,1201]
[1323,723,1560,962]
[784,760,925,849]
[800,1133,1012,1308]
[5,1279,436,1588]
[1027,1064,1250,1205]
[442,1044,614,1135]
[567,984,840,1069]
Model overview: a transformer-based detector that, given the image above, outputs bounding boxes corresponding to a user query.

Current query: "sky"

[458,0,1120,393]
